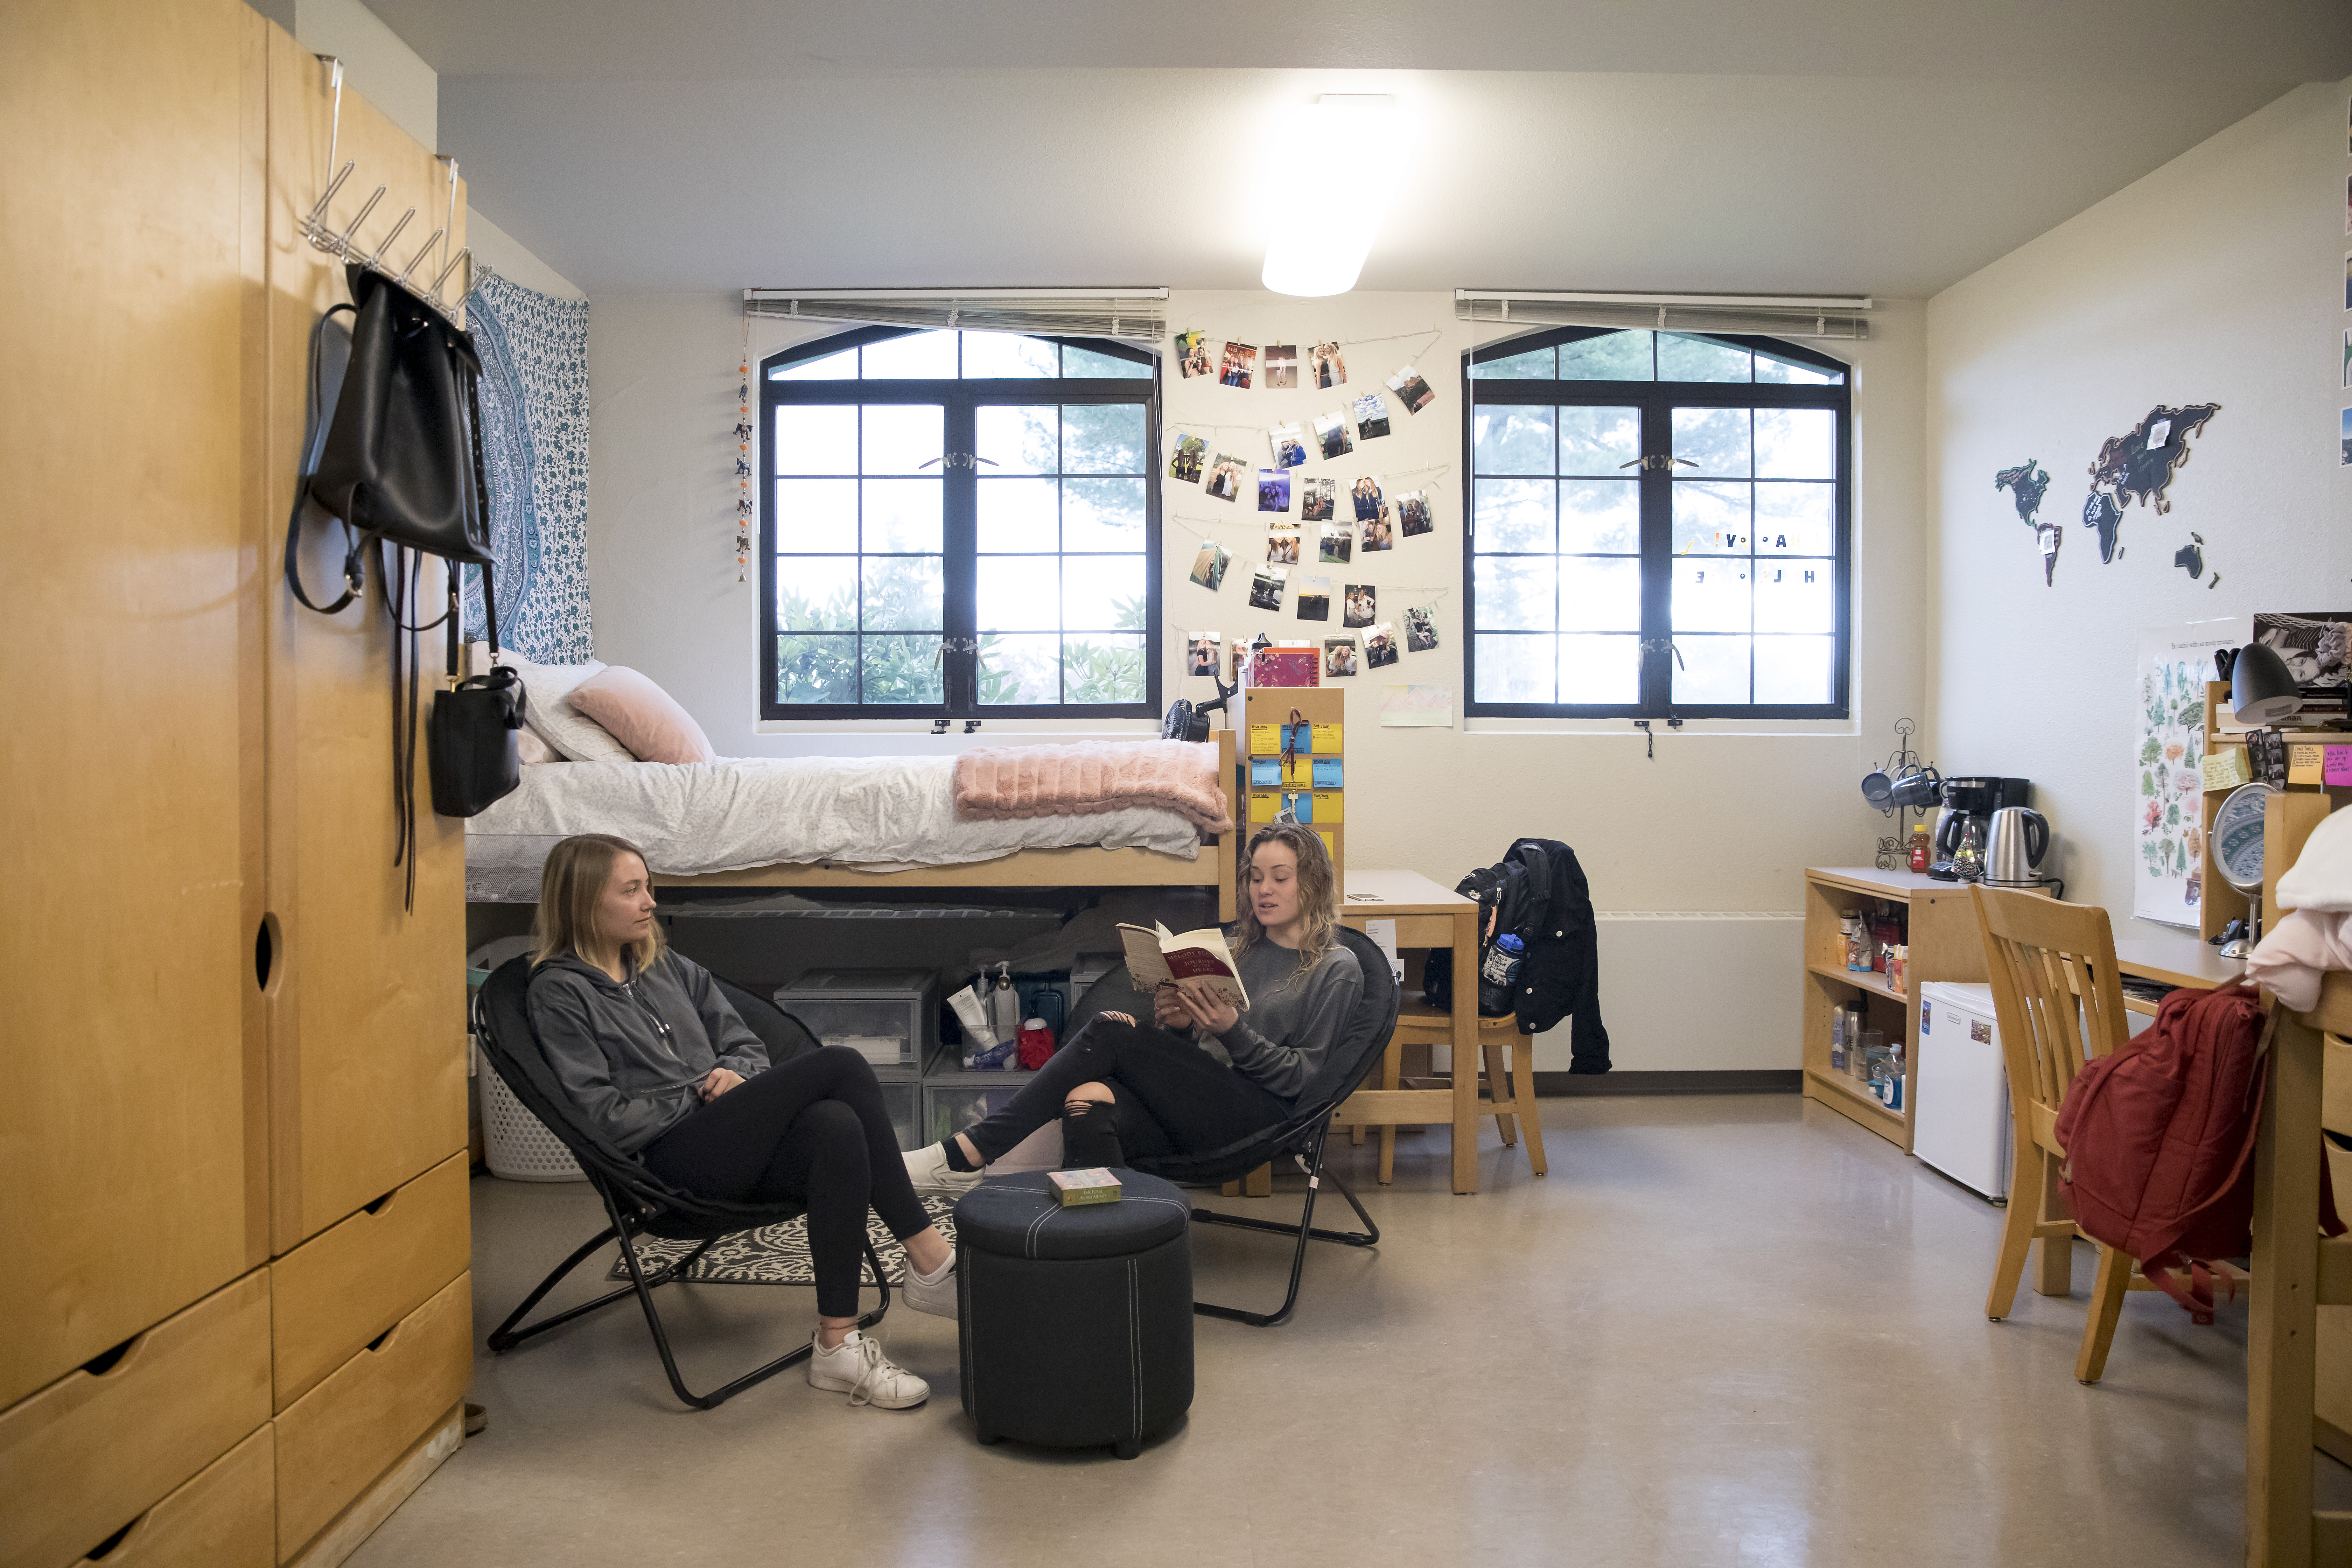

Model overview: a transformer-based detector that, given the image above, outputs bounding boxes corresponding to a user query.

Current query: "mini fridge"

[1913,981,2012,1200]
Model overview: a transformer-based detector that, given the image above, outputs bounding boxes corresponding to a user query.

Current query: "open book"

[1117,922,1250,1011]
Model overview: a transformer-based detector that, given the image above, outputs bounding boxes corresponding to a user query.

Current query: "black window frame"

[760,324,1162,722]
[1461,324,1852,721]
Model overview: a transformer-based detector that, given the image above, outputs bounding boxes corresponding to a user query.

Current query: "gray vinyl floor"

[348,1094,2351,1568]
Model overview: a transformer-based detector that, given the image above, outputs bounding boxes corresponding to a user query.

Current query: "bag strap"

[284,304,368,615]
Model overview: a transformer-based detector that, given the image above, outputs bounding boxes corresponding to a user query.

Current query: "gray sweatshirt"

[527,950,770,1152]
[1186,937,1364,1104]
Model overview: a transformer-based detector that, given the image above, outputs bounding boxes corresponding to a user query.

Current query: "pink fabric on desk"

[2245,908,2352,1013]
[952,740,1233,833]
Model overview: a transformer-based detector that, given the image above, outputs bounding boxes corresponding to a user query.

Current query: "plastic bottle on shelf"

[1909,822,1933,872]
[990,962,1021,1045]
[1842,912,1866,971]
[1830,1006,1849,1073]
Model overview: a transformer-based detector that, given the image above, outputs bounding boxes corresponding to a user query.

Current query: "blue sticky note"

[1285,722,1314,755]
[1283,790,1313,822]
[1250,758,1281,786]
[1312,758,1343,788]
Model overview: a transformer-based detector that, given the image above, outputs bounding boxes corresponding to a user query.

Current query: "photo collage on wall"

[1167,323,1450,668]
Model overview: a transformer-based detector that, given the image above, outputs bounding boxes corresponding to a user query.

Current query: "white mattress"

[464,756,1202,902]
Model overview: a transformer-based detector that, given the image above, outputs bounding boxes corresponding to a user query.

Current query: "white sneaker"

[806,1331,929,1409]
[901,1255,958,1320]
[904,1142,983,1196]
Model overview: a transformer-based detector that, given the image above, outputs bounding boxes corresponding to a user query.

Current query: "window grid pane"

[1466,332,1845,714]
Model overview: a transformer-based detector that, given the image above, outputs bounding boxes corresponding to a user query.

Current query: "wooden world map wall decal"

[2080,402,2220,564]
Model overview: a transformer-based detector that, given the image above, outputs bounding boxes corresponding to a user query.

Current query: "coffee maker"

[1927,777,2031,881]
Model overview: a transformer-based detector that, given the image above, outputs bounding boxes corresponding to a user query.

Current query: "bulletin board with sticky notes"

[1238,682,1346,901]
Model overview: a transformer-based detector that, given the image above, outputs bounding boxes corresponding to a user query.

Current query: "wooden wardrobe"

[2,4,474,1564]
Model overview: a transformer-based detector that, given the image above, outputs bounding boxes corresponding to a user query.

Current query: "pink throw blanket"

[952,741,1232,834]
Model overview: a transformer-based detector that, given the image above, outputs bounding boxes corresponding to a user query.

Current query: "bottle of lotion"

[991,962,1021,1045]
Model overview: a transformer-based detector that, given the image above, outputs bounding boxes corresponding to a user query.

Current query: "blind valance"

[1456,289,1871,341]
[744,287,1168,344]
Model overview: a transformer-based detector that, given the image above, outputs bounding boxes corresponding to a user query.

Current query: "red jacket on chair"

[2055,982,2341,1322]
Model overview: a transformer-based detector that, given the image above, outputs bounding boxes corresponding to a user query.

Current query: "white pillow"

[2278,805,2352,912]
[516,728,559,765]
[468,643,634,762]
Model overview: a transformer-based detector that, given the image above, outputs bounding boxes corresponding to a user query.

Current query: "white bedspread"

[464,756,1202,902]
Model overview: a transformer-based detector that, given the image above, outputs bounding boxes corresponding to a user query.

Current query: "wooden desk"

[1333,870,1484,1195]
[2112,930,2245,1014]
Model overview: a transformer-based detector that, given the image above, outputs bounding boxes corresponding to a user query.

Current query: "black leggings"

[641,1046,930,1317]
[960,1017,1292,1169]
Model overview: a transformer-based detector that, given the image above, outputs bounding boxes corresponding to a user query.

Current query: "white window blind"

[1457,289,1871,341]
[744,288,1169,344]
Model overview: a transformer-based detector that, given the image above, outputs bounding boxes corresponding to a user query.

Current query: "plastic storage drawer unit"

[774,969,940,1070]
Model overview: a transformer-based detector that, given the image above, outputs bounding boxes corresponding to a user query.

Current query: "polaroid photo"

[1221,341,1258,389]
[1258,468,1293,513]
[2345,253,2351,312]
[2345,172,2351,236]
[1205,452,1249,502]
[1318,522,1353,565]
[1187,632,1222,676]
[1268,421,1308,470]
[1323,636,1359,678]
[1343,583,1376,629]
[1248,564,1288,611]
[1350,474,1384,522]
[1312,340,1348,390]
[1405,603,1439,652]
[1386,363,1436,416]
[1299,475,1337,523]
[2341,407,2352,468]
[1312,408,1354,461]
[1264,343,1299,390]
[1360,504,1394,553]
[1168,432,1208,484]
[1396,489,1433,538]
[1352,392,1392,442]
[1365,623,1399,670]
[2344,330,2351,392]
[1176,331,1212,379]
[1188,540,1232,591]
[1295,575,1331,622]
[1266,525,1301,565]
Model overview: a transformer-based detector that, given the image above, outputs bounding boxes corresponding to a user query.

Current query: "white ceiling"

[372,0,2352,298]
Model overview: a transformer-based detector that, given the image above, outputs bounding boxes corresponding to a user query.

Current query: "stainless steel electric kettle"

[1983,807,2050,887]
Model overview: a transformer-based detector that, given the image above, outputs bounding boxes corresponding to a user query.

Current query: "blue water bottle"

[1478,933,1525,1017]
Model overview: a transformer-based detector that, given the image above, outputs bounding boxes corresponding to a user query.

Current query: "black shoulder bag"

[285,263,520,910]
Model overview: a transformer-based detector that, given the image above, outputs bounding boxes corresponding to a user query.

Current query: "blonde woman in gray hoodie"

[527,834,953,1412]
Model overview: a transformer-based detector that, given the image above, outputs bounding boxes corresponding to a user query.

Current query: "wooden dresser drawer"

[0,1269,271,1568]
[69,1426,274,1567]
[271,1152,470,1409]
[274,1271,471,1561]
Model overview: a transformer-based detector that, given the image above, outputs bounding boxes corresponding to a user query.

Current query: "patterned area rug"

[604,1195,959,1286]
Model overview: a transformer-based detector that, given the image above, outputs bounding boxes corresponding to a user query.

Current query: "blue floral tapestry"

[461,272,593,662]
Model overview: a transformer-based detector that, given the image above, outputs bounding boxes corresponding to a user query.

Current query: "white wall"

[468,211,585,301]
[1925,79,2352,934]
[586,289,1934,1070]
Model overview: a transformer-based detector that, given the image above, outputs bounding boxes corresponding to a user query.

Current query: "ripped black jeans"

[958,1017,1291,1169]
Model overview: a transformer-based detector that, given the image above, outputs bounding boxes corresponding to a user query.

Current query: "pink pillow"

[567,666,717,765]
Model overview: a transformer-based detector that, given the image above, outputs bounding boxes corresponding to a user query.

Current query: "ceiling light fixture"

[1262,94,1397,297]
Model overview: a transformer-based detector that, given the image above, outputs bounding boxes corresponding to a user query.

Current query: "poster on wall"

[2132,616,2247,927]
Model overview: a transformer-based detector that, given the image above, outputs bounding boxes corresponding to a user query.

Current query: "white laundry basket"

[477,1043,585,1182]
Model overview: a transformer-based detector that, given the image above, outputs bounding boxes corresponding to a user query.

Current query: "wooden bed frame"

[649,729,1242,921]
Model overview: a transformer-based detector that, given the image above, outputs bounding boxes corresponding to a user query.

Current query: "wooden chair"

[1349,1011,1549,1185]
[1971,885,2172,1383]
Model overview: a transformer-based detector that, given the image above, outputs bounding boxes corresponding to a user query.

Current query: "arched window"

[1463,327,1850,718]
[761,327,1159,718]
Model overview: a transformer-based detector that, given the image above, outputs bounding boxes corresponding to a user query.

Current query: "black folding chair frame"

[1184,1119,1380,1328]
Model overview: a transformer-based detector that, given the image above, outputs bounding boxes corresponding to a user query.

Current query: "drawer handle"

[365,1325,394,1354]
[79,1332,139,1378]
[362,1187,397,1216]
[256,911,284,995]
[84,1513,143,1561]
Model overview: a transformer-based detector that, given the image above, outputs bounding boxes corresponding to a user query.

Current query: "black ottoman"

[953,1170,1195,1459]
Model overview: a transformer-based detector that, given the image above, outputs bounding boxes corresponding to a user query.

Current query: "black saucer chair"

[1128,925,1401,1327]
[470,958,890,1410]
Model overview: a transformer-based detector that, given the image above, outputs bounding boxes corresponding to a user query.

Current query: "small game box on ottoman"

[953,1169,1195,1459]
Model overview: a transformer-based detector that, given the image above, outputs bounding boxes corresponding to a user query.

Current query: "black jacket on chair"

[1504,838,1611,1074]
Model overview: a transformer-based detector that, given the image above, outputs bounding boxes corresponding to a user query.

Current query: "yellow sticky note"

[2201,749,2248,791]
[1248,723,1283,756]
[1317,828,1338,859]
[2290,744,2325,786]
[1312,722,1343,752]
[1248,791,1281,823]
[1311,790,1343,824]
[1283,755,1312,786]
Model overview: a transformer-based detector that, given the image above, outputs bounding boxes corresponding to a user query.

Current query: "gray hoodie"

[527,950,770,1152]
[1190,938,1364,1104]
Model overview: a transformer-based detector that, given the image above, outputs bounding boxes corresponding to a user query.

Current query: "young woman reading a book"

[527,834,955,1412]
[905,823,1364,1186]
